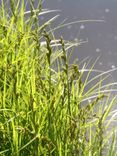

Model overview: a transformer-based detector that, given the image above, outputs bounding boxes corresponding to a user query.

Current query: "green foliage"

[0,0,117,155]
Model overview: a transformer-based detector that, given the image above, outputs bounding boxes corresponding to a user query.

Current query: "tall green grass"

[0,0,117,155]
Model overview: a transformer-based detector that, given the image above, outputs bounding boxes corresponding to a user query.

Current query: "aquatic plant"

[0,0,117,155]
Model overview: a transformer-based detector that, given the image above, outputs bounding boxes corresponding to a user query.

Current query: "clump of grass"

[0,0,117,155]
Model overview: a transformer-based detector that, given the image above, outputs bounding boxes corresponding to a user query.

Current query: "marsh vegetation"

[0,0,117,155]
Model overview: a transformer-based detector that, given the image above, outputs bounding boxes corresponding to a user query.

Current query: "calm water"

[41,0,117,80]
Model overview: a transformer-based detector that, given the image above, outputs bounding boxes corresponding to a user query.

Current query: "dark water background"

[41,0,117,81]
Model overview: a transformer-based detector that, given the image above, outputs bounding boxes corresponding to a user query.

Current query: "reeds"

[0,0,117,155]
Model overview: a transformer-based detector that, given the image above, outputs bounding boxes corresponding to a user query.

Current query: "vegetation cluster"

[0,0,117,155]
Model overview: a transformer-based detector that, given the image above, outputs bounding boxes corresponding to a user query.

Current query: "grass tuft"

[0,0,117,155]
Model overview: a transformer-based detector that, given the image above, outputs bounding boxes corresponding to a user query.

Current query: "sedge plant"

[0,0,117,155]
